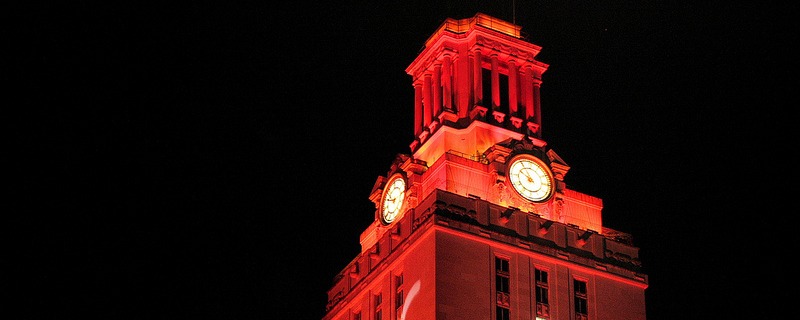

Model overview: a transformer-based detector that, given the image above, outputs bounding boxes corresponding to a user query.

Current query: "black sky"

[14,1,793,319]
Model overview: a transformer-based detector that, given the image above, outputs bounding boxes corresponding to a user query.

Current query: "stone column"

[491,54,500,110]
[433,63,442,118]
[533,77,543,135]
[414,81,423,136]
[508,60,518,116]
[442,55,452,112]
[423,73,433,128]
[472,49,483,107]
[523,65,534,120]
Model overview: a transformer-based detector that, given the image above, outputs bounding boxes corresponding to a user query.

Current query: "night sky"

[15,1,792,319]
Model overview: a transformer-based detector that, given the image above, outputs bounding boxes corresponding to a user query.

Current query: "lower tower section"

[324,189,647,320]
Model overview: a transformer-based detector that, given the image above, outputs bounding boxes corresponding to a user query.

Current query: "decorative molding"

[510,116,523,128]
[492,110,506,123]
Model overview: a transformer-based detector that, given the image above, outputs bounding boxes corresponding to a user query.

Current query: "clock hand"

[521,169,534,182]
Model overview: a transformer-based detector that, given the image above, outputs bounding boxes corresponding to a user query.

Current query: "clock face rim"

[507,155,554,202]
[380,174,406,225]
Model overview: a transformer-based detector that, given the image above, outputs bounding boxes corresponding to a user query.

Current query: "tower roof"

[423,12,523,47]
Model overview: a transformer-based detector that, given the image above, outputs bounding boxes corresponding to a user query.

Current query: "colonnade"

[412,48,544,139]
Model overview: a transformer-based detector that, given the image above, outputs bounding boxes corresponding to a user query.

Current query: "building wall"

[324,226,439,320]
[436,229,494,318]
[394,229,438,320]
[430,225,646,320]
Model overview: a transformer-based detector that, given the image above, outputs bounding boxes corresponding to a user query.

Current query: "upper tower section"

[406,13,550,165]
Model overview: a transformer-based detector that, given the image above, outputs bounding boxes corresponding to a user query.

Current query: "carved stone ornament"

[554,197,565,223]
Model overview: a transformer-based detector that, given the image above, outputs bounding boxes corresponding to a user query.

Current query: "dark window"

[535,268,550,318]
[395,273,404,309]
[496,257,509,273]
[495,257,511,319]
[496,274,510,293]
[496,306,510,320]
[510,67,522,117]
[574,279,588,319]
[375,293,383,320]
[499,73,509,113]
[395,291,403,309]
[482,68,492,107]
[495,257,510,293]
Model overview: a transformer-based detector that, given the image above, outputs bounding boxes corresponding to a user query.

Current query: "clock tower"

[324,13,648,320]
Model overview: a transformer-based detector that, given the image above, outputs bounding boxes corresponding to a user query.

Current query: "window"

[574,279,588,320]
[535,268,549,319]
[495,257,510,319]
[374,293,382,320]
[481,68,492,106]
[496,306,510,320]
[499,73,509,112]
[395,291,404,311]
[495,257,510,294]
[479,63,512,115]
[352,311,361,320]
[395,274,404,288]
[395,273,404,312]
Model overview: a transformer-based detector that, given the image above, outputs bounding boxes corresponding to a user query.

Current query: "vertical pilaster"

[523,65,535,120]
[533,77,543,137]
[456,54,470,119]
[433,64,442,118]
[442,55,452,112]
[473,50,483,107]
[423,73,433,128]
[508,60,518,116]
[414,81,423,136]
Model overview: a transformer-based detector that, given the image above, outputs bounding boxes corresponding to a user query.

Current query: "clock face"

[508,155,553,202]
[381,175,406,224]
